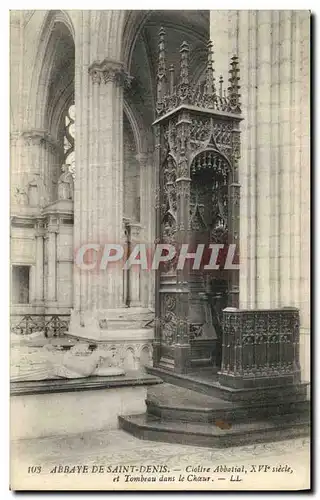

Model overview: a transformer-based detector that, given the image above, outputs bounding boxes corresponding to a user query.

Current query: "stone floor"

[10,430,310,491]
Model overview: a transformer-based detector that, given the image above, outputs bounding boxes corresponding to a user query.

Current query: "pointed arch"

[122,11,152,70]
[96,10,126,62]
[26,10,75,133]
[123,99,152,156]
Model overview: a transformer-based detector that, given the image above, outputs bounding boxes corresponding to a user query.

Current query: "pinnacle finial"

[159,26,165,44]
[219,75,224,97]
[169,64,175,95]
[179,40,190,87]
[204,40,215,96]
[228,54,241,112]
[156,26,167,114]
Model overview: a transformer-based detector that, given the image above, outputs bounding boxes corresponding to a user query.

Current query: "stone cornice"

[88,58,133,88]
[10,372,160,396]
[10,213,44,228]
[42,199,74,218]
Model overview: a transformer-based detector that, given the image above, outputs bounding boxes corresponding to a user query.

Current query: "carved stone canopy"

[88,58,133,88]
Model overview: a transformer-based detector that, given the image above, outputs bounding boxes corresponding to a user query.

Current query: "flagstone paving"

[10,430,310,491]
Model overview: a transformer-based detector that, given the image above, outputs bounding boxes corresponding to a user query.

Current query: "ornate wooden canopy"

[152,28,243,374]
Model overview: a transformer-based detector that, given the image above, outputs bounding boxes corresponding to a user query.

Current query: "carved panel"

[159,153,179,274]
[161,214,178,273]
[190,153,229,237]
[163,118,178,154]
[211,121,233,158]
[220,309,301,384]
[160,294,177,345]
[189,118,212,151]
[161,208,176,242]
[11,314,70,337]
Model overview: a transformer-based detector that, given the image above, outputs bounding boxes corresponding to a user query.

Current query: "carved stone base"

[218,371,301,390]
[157,344,191,374]
[68,309,154,371]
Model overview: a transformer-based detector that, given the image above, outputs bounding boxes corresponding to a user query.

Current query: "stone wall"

[210,11,310,361]
[55,224,73,309]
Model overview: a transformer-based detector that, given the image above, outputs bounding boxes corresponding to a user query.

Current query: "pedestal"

[218,307,301,389]
[35,222,45,303]
[68,308,155,371]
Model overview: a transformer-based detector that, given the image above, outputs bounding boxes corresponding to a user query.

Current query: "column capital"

[47,216,59,234]
[47,225,59,234]
[35,220,46,237]
[88,58,133,88]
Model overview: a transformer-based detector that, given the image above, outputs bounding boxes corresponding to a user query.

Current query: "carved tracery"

[64,103,75,179]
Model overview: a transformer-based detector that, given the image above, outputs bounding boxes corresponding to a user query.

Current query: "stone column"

[269,11,281,308]
[34,221,45,303]
[29,266,36,304]
[299,12,310,384]
[299,12,310,329]
[46,218,58,304]
[290,12,302,309]
[88,59,128,311]
[238,11,258,309]
[136,152,154,308]
[174,108,192,373]
[70,48,131,338]
[122,218,130,307]
[279,11,293,306]
[256,11,272,308]
[128,222,143,307]
[238,10,250,308]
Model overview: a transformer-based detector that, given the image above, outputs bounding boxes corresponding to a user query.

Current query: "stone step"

[146,366,309,402]
[118,412,310,449]
[146,383,310,424]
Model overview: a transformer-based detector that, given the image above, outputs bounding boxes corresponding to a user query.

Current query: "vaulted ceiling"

[127,10,209,131]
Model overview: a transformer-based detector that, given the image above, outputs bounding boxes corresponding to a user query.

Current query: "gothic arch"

[123,99,152,156]
[122,11,152,70]
[27,10,75,134]
[49,81,74,144]
[96,11,126,62]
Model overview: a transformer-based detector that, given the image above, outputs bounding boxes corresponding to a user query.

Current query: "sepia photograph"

[9,7,311,491]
